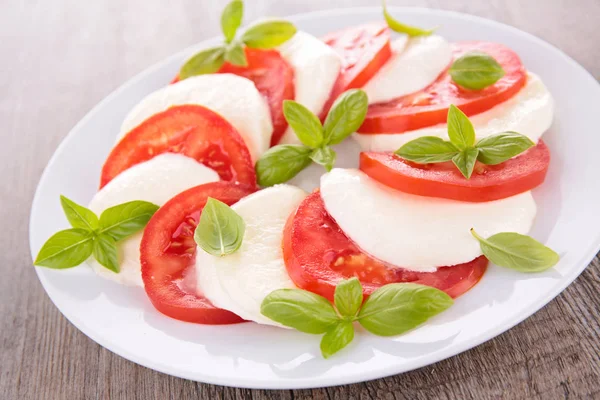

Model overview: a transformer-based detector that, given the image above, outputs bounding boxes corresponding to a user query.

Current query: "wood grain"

[2,0,599,398]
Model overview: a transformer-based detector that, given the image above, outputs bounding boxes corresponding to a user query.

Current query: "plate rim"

[28,6,600,389]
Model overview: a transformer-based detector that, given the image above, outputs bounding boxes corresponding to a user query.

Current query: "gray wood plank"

[2,0,599,399]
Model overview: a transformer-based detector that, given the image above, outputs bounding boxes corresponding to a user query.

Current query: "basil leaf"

[98,201,159,241]
[60,195,98,231]
[333,277,363,318]
[383,0,435,36]
[447,104,476,150]
[452,148,479,179]
[34,229,94,269]
[320,321,355,359]
[471,229,559,273]
[283,100,324,148]
[475,132,535,165]
[221,0,243,43]
[310,147,336,172]
[323,89,369,145]
[93,234,119,273]
[179,46,226,80]
[261,289,340,334]
[194,198,245,257]
[358,283,453,336]
[241,20,297,49]
[255,144,312,187]
[224,41,248,66]
[449,51,506,90]
[395,136,459,164]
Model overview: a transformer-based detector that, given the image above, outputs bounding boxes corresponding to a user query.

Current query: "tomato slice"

[140,182,255,324]
[283,191,488,301]
[219,48,294,146]
[100,105,256,188]
[359,41,527,133]
[320,22,392,117]
[360,140,550,202]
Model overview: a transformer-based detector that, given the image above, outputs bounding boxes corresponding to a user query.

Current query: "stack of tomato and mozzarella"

[88,22,553,325]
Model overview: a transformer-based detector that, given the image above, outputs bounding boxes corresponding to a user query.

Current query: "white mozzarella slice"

[117,74,273,161]
[320,169,537,272]
[88,153,219,286]
[355,73,554,151]
[195,185,306,326]
[363,35,452,104]
[278,31,342,145]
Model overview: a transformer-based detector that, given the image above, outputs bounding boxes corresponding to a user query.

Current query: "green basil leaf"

[333,277,363,318]
[224,41,248,66]
[320,321,355,359]
[383,0,435,36]
[323,89,369,145]
[261,289,340,334]
[475,131,535,165]
[452,147,479,180]
[93,234,119,273]
[471,229,559,273]
[255,144,312,187]
[447,104,476,150]
[194,198,245,257]
[395,136,459,164]
[358,283,453,336]
[449,51,506,90]
[34,229,94,269]
[60,195,98,231]
[221,0,244,43]
[241,20,297,49]
[283,100,324,148]
[98,201,159,241]
[310,147,336,172]
[179,46,226,80]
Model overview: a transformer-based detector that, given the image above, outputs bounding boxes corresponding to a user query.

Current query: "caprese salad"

[34,0,559,359]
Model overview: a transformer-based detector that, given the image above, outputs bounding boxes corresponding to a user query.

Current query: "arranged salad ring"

[34,0,559,359]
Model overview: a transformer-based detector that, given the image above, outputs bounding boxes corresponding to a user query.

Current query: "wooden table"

[3,0,600,398]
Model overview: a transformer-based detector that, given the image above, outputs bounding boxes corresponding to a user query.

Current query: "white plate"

[29,7,600,389]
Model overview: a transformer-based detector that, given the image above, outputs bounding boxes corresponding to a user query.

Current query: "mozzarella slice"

[363,35,452,104]
[320,169,537,272]
[116,74,273,161]
[355,73,554,151]
[88,153,219,286]
[195,185,306,326]
[278,31,342,145]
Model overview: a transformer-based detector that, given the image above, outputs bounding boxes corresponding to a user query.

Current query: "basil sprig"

[34,196,159,272]
[261,277,453,358]
[471,229,559,272]
[194,197,245,256]
[179,0,296,80]
[396,105,535,179]
[449,51,506,90]
[256,89,368,187]
[382,0,435,36]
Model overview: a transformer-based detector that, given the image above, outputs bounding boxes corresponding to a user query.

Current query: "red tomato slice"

[320,22,392,118]
[140,182,255,324]
[360,140,550,202]
[219,48,295,146]
[283,191,488,301]
[100,105,256,188]
[359,41,527,133]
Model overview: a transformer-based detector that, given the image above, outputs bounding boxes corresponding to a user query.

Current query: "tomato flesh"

[140,182,255,324]
[283,191,488,301]
[320,22,392,118]
[100,105,256,188]
[360,140,550,202]
[359,41,527,133]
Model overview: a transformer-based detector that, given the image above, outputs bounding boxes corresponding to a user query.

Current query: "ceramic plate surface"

[29,7,600,389]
